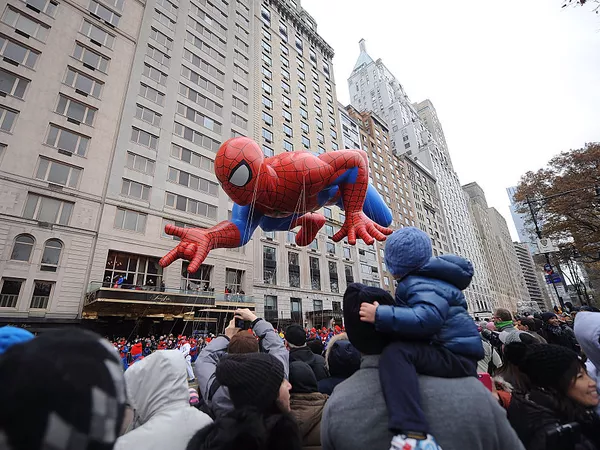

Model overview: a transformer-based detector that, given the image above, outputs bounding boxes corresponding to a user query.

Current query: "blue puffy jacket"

[375,254,484,360]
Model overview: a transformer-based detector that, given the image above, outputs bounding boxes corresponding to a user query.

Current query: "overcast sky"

[302,0,600,239]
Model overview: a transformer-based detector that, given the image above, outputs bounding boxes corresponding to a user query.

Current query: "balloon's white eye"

[229,161,252,187]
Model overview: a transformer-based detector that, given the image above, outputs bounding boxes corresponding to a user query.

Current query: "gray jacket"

[194,319,289,418]
[321,355,525,450]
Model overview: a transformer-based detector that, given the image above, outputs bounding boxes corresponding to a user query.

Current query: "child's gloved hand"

[359,302,379,324]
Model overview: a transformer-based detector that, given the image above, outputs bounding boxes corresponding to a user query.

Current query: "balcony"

[83,281,255,319]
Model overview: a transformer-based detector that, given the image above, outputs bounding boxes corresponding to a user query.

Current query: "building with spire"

[348,39,495,316]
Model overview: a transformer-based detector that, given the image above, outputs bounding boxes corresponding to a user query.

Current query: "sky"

[302,0,600,239]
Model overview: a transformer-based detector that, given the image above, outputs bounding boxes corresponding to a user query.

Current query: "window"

[233,63,248,80]
[65,67,103,98]
[262,128,273,143]
[282,80,290,93]
[317,132,324,143]
[298,81,306,93]
[329,261,339,293]
[317,145,325,155]
[0,68,29,99]
[261,53,272,66]
[262,28,271,41]
[154,8,175,29]
[176,102,222,132]
[149,27,172,49]
[283,123,292,137]
[126,152,155,175]
[282,95,291,108]
[264,295,277,323]
[73,43,109,72]
[56,96,96,126]
[310,257,321,290]
[168,167,219,196]
[323,207,332,219]
[302,136,310,148]
[345,265,354,284]
[225,267,244,294]
[182,49,225,83]
[231,112,247,129]
[298,69,305,80]
[0,36,39,68]
[165,192,217,218]
[281,68,290,80]
[261,40,271,53]
[262,96,273,109]
[325,224,334,237]
[299,94,307,105]
[131,127,158,150]
[105,250,163,287]
[0,279,22,308]
[326,241,336,255]
[121,179,150,201]
[180,84,223,115]
[282,110,292,122]
[288,252,300,288]
[46,125,89,156]
[295,36,303,53]
[10,234,34,261]
[114,208,147,232]
[156,0,177,14]
[315,118,323,130]
[143,63,168,85]
[291,297,302,323]
[139,83,165,106]
[297,57,304,68]
[314,93,321,104]
[232,80,247,98]
[81,20,115,48]
[171,143,214,171]
[146,44,170,66]
[309,49,317,63]
[23,194,74,225]
[40,239,62,272]
[22,0,59,16]
[2,7,50,41]
[0,107,18,132]
[263,246,276,284]
[299,108,308,120]
[135,104,161,127]
[280,55,289,67]
[88,0,120,27]
[263,145,274,157]
[279,22,288,40]
[35,158,82,187]
[262,111,273,126]
[262,81,272,95]
[262,66,272,79]
[331,129,338,139]
[283,140,293,152]
[384,276,390,287]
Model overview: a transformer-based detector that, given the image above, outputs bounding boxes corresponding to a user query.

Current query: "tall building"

[342,104,449,294]
[507,186,537,253]
[0,0,144,327]
[514,242,549,312]
[464,182,529,313]
[0,0,354,332]
[348,39,494,315]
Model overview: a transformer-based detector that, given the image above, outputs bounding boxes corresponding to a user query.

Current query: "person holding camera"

[194,308,289,419]
[507,344,600,450]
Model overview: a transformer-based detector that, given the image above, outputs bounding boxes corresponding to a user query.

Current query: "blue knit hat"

[0,326,34,355]
[384,227,432,279]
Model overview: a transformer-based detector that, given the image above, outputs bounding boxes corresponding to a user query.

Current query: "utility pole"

[526,197,565,309]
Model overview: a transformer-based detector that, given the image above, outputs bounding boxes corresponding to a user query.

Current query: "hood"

[324,332,348,367]
[290,361,318,394]
[574,312,600,368]
[414,254,474,290]
[290,392,328,436]
[125,350,189,424]
[327,339,360,379]
[290,345,318,365]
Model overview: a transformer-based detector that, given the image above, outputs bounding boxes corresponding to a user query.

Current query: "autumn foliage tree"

[514,143,600,262]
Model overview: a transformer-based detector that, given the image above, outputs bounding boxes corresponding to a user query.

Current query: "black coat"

[289,346,329,381]
[540,325,580,353]
[508,388,600,450]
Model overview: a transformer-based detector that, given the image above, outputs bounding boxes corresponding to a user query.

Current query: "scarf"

[545,323,564,336]
[495,320,514,330]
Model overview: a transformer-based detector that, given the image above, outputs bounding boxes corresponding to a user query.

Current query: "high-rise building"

[514,242,549,312]
[464,182,529,313]
[0,0,354,332]
[342,104,448,295]
[507,186,537,253]
[348,39,494,315]
[0,0,144,326]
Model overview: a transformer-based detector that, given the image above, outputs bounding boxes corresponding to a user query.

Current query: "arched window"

[10,234,35,261]
[41,239,62,272]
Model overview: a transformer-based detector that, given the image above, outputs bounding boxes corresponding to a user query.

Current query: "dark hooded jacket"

[289,361,328,450]
[289,346,328,381]
[376,254,484,360]
[317,335,360,395]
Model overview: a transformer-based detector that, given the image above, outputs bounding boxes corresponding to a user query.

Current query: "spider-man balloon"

[160,137,393,273]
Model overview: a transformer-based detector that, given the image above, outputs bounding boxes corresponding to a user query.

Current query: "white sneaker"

[390,434,442,450]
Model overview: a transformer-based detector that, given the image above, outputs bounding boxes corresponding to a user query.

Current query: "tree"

[562,0,600,13]
[514,143,600,262]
